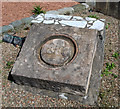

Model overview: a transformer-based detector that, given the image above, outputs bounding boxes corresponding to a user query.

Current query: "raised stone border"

[0,3,105,35]
[0,7,75,35]
[0,12,105,38]
[0,17,33,35]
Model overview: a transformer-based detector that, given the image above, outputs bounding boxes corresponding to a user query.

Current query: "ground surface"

[1,2,119,107]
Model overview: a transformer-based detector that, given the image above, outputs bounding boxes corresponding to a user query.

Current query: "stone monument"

[10,14,105,105]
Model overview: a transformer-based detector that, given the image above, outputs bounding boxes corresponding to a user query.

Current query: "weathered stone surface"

[11,23,99,96]
[57,7,74,15]
[44,14,72,20]
[43,19,54,24]
[10,21,105,105]
[54,20,59,25]
[88,21,94,24]
[59,20,87,28]
[31,20,43,23]
[72,4,86,13]
[41,38,75,66]
[72,16,83,20]
[82,3,90,9]
[21,17,32,24]
[83,28,105,105]
[0,27,2,35]
[89,20,105,31]
[86,0,96,8]
[10,20,23,28]
[85,17,96,21]
[1,25,14,34]
[35,14,44,20]
[44,14,57,20]
[46,10,59,15]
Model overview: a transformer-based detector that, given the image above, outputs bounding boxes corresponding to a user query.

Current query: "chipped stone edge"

[85,30,98,95]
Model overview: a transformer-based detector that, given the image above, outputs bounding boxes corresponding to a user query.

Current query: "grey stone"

[100,19,105,22]
[57,7,74,15]
[55,20,59,25]
[10,21,105,105]
[21,17,32,24]
[34,15,44,20]
[46,10,59,15]
[85,17,96,21]
[59,93,68,99]
[11,23,101,98]
[87,24,91,28]
[88,21,94,24]
[72,16,83,20]
[2,34,14,43]
[10,20,23,28]
[56,15,72,20]
[72,4,86,13]
[31,20,43,23]
[0,27,2,35]
[89,20,105,31]
[82,3,89,9]
[86,0,96,7]
[2,34,26,46]
[83,28,105,105]
[44,14,72,20]
[1,25,13,34]
[43,19,54,24]
[59,20,87,28]
[44,14,57,20]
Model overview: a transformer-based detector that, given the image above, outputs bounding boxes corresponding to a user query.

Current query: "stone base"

[10,23,105,105]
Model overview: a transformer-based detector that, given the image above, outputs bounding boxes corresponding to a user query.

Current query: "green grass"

[106,62,116,70]
[32,4,46,15]
[112,52,119,59]
[106,22,111,29]
[106,25,108,29]
[0,40,3,43]
[88,14,99,19]
[4,61,14,69]
[101,62,117,78]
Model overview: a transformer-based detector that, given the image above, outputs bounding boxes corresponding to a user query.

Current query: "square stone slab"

[11,23,100,97]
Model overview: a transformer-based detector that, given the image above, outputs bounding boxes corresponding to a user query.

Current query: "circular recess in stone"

[39,34,77,67]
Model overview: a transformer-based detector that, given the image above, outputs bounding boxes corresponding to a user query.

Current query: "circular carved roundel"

[38,34,77,67]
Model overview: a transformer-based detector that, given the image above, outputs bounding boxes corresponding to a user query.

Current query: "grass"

[101,62,118,78]
[4,61,14,69]
[0,40,3,43]
[32,4,46,15]
[88,14,99,19]
[106,25,108,29]
[112,52,119,59]
[106,22,111,29]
